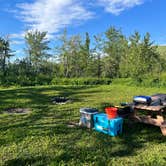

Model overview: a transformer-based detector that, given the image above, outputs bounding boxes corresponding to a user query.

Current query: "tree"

[0,36,13,83]
[25,30,50,70]
[55,29,71,78]
[79,32,92,77]
[120,31,142,79]
[56,31,93,78]
[141,33,160,74]
[16,58,34,86]
[103,27,128,78]
[68,35,82,77]
[93,34,104,78]
[120,32,161,82]
[84,32,91,76]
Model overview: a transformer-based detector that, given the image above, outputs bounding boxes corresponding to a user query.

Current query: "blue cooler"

[93,113,123,136]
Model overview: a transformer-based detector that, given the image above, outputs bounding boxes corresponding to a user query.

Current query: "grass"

[0,84,166,166]
[157,45,166,59]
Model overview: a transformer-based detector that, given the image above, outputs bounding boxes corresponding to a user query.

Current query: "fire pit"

[51,96,71,105]
[5,108,31,114]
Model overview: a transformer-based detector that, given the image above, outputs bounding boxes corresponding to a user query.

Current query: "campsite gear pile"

[79,107,124,136]
[79,94,166,136]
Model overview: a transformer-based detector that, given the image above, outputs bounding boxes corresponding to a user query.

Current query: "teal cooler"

[93,113,123,136]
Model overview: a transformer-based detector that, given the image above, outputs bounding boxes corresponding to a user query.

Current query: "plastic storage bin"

[93,113,123,136]
[79,108,98,128]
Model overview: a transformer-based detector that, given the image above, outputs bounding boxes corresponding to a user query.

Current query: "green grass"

[157,45,166,59]
[0,84,166,166]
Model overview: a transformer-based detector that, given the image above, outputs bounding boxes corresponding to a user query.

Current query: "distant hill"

[157,45,166,59]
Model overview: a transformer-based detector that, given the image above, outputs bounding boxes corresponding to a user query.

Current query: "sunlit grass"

[0,84,166,165]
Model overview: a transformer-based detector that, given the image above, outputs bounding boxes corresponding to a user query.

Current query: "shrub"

[34,74,52,86]
[51,77,112,85]
[112,73,166,88]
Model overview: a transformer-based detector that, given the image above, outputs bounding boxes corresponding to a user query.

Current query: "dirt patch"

[5,108,31,114]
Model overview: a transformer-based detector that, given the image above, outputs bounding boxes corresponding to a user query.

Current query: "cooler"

[93,113,123,136]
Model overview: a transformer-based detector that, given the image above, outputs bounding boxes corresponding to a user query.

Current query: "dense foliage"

[0,27,165,86]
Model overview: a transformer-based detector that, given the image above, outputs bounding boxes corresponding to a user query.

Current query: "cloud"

[10,33,25,39]
[14,49,23,55]
[10,40,24,45]
[9,32,25,47]
[16,0,94,36]
[97,0,145,15]
[10,0,147,42]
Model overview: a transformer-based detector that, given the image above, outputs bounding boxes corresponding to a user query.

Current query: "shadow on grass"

[0,86,101,110]
[47,123,166,164]
[2,121,166,165]
[5,156,49,166]
[1,85,166,165]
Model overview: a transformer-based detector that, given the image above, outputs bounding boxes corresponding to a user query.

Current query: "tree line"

[0,27,165,86]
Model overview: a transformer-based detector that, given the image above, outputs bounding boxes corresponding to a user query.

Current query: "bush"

[112,73,166,88]
[34,74,52,86]
[112,78,134,86]
[51,77,112,85]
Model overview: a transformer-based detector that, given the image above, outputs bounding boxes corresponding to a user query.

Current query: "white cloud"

[10,40,24,45]
[10,0,147,42]
[14,49,23,55]
[10,33,25,39]
[16,0,94,36]
[9,32,25,47]
[97,0,145,15]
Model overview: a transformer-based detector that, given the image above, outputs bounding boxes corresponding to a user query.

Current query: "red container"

[105,107,118,119]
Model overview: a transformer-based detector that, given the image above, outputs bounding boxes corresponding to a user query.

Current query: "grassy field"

[157,45,166,59]
[0,84,166,166]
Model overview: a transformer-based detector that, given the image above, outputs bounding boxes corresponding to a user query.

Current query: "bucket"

[105,107,118,119]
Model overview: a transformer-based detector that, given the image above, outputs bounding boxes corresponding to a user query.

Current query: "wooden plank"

[157,115,164,121]
[132,115,163,127]
[134,105,166,112]
[160,127,166,136]
[161,121,166,127]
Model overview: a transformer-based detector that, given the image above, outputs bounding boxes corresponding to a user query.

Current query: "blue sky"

[0,0,165,59]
